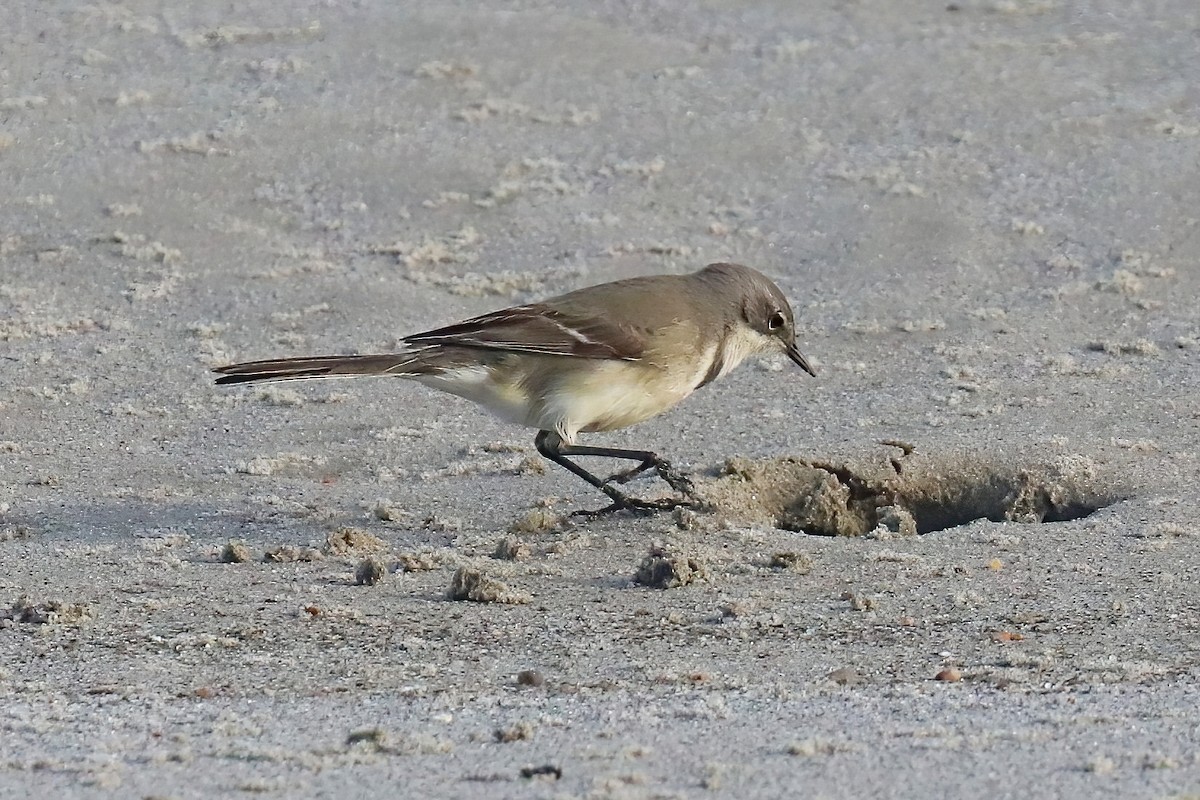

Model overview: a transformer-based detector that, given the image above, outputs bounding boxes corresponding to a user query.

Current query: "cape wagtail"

[214,262,815,512]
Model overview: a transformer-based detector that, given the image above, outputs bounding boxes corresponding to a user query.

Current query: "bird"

[214,262,815,513]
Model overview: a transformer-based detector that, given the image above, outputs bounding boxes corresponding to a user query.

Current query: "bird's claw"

[570,452,700,518]
[570,494,699,519]
[654,460,696,496]
[601,458,695,495]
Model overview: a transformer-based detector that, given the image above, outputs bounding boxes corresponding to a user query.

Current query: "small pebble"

[355,557,387,586]
[516,669,545,687]
[220,541,251,563]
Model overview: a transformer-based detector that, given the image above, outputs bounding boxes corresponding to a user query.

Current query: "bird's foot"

[570,493,698,519]
[654,459,696,497]
[567,478,703,518]
[601,457,696,498]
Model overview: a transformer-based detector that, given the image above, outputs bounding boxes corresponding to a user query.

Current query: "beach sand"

[2,1,1199,796]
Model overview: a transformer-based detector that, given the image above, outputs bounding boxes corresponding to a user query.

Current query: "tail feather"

[213,354,418,385]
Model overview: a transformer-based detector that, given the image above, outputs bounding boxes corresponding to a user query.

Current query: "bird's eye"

[768,311,786,331]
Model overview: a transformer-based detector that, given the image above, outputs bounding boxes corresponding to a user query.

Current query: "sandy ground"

[3,1,1200,797]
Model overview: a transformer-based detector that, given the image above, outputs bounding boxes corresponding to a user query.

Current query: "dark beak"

[786,341,816,377]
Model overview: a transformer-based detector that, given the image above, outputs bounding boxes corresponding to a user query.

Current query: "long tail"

[213,353,420,385]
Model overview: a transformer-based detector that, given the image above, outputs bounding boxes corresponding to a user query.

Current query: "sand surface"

[3,1,1200,797]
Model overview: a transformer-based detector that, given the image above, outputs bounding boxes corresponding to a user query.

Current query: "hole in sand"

[703,450,1118,536]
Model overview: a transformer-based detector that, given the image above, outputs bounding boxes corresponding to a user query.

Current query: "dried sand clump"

[1,596,93,626]
[447,566,530,604]
[634,544,708,589]
[698,451,1115,536]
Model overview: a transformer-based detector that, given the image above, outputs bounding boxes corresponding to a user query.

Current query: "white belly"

[411,354,711,445]
[412,366,534,428]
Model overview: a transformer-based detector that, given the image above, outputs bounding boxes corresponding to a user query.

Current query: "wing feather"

[402,304,645,360]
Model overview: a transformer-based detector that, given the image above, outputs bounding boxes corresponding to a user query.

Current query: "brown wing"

[402,304,645,360]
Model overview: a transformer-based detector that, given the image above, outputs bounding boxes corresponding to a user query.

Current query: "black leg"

[547,441,694,494]
[533,431,696,513]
